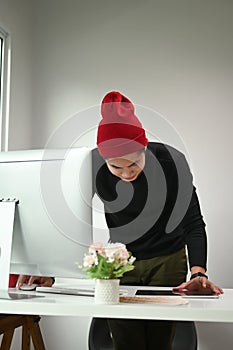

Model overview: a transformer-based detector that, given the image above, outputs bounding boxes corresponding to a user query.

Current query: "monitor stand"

[0,199,41,300]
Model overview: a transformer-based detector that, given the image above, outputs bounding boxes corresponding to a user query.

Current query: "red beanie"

[97,91,148,158]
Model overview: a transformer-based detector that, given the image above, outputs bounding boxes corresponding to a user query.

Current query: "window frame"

[0,26,11,151]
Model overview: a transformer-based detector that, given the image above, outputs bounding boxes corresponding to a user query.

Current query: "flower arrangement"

[81,242,136,279]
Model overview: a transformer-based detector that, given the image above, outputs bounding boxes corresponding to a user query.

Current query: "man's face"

[105,150,146,182]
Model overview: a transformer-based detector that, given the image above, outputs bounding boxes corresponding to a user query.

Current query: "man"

[92,90,223,349]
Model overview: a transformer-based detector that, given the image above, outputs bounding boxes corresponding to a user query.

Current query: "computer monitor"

[0,147,93,295]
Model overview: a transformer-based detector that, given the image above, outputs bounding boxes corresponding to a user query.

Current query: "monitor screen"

[0,147,93,282]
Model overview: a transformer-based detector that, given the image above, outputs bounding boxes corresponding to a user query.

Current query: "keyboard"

[36,286,95,297]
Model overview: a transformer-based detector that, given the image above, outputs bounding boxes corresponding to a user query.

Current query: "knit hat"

[97,91,148,158]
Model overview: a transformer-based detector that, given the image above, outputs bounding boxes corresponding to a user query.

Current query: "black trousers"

[108,248,188,350]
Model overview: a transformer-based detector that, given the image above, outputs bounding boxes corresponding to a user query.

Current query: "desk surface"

[1,284,233,323]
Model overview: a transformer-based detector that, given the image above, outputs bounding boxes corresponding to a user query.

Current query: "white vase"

[94,279,120,304]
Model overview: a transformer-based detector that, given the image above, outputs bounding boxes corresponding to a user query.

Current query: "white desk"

[0,286,233,323]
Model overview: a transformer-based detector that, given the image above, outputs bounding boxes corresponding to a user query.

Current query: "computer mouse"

[20,283,38,291]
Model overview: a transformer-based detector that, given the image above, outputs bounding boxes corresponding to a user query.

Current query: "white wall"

[0,0,33,150]
[1,0,233,349]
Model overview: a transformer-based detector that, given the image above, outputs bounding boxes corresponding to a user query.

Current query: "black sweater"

[92,142,207,269]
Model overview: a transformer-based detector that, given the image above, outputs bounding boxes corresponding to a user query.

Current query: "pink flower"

[89,242,106,257]
[104,243,130,264]
[80,242,136,279]
[83,254,97,267]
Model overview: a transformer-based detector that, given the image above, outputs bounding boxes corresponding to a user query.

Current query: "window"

[0,26,11,151]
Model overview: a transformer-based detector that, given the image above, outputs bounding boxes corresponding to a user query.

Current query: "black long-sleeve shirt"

[92,142,207,269]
